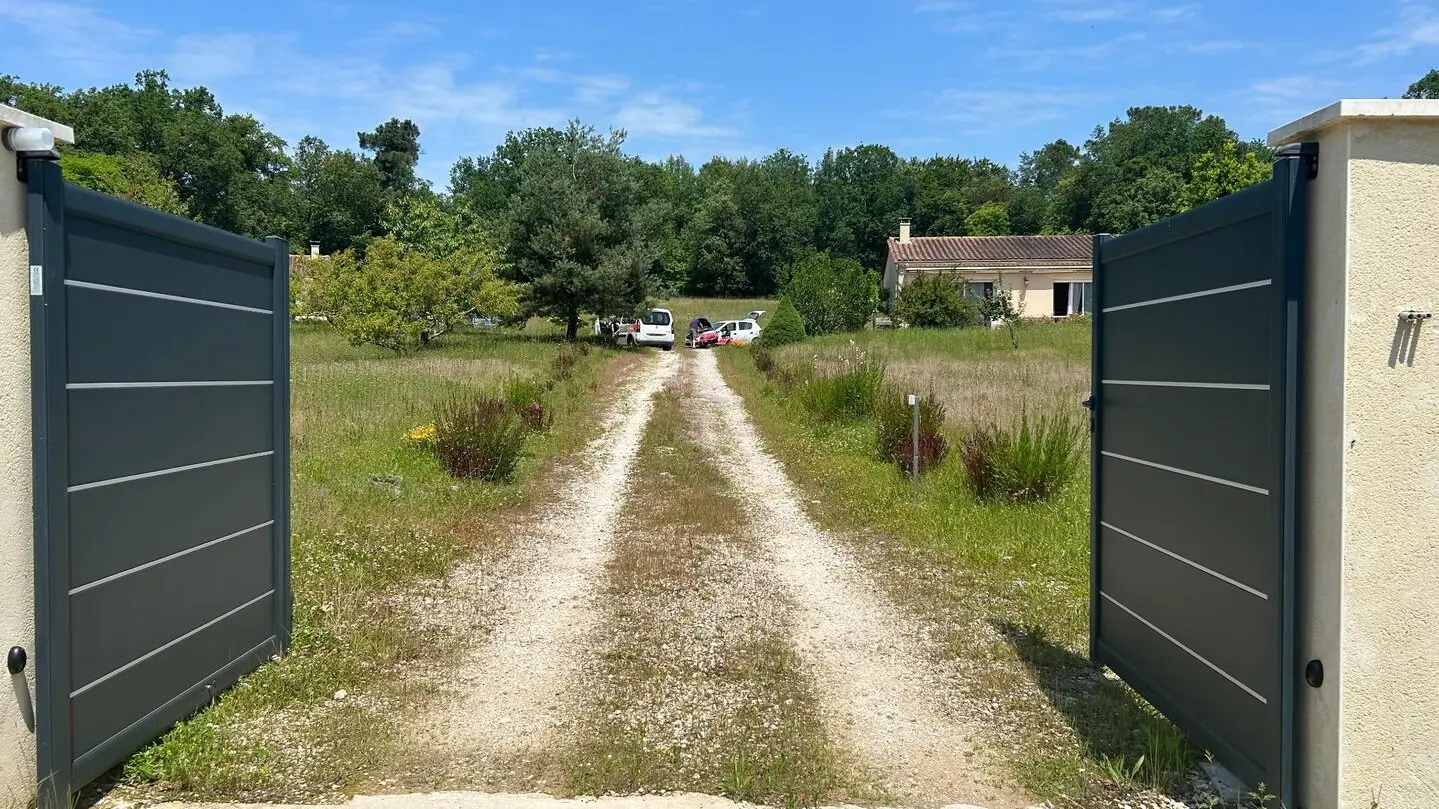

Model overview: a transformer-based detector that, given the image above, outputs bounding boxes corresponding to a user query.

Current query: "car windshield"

[642,310,671,326]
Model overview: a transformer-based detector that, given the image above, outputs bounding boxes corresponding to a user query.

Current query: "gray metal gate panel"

[25,160,291,803]
[1090,147,1312,806]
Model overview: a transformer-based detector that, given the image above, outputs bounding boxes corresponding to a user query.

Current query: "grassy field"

[718,321,1205,807]
[780,319,1091,428]
[109,322,626,802]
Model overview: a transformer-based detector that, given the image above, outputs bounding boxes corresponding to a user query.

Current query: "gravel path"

[689,350,1029,809]
[425,350,680,759]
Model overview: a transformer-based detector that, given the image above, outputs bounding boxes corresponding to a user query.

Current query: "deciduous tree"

[1181,141,1271,210]
[306,235,516,353]
[782,251,878,335]
[1404,69,1439,99]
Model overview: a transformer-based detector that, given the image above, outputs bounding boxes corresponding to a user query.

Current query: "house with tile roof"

[882,219,1094,320]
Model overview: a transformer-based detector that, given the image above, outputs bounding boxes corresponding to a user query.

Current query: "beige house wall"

[1272,102,1439,809]
[0,105,73,809]
[893,267,1093,319]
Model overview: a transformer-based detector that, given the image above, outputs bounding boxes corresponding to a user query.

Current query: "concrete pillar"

[0,104,73,809]
[1269,100,1439,809]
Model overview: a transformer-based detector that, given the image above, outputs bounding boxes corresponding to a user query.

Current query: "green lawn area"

[112,322,622,802]
[719,321,1203,806]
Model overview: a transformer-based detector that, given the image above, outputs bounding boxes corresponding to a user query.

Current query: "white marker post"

[907,393,920,492]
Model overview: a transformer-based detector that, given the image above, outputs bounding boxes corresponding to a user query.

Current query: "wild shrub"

[874,384,949,474]
[433,395,529,482]
[751,343,778,377]
[893,274,978,329]
[503,377,552,431]
[797,354,885,422]
[551,346,581,380]
[960,409,1083,502]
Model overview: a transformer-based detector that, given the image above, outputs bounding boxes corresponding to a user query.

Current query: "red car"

[686,316,734,348]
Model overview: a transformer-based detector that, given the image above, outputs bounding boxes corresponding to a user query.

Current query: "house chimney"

[898,218,912,244]
[309,241,320,257]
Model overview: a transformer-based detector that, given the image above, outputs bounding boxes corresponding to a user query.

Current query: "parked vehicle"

[694,327,733,348]
[746,310,766,320]
[686,316,713,348]
[703,318,762,345]
[616,308,675,350]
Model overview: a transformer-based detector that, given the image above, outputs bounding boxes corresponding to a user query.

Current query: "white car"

[616,308,676,350]
[710,318,763,344]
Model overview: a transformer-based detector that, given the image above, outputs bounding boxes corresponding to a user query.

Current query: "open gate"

[25,160,291,802]
[1089,144,1315,805]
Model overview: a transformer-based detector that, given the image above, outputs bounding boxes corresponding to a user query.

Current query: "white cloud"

[1248,74,1352,126]
[1183,39,1245,53]
[903,86,1111,133]
[0,0,156,76]
[1356,2,1439,61]
[989,32,1146,69]
[1,0,747,184]
[1152,4,1199,22]
[614,92,739,140]
[1048,4,1128,23]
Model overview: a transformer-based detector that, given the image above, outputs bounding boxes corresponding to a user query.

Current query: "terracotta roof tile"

[888,234,1091,266]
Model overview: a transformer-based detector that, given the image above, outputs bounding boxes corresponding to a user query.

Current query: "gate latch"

[7,646,35,733]
[1081,394,1095,411]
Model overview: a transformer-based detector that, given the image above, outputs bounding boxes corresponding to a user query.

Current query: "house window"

[1069,281,1094,315]
[967,281,995,300]
[1055,281,1093,316]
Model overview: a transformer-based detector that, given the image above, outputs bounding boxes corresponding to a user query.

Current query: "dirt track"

[381,350,1034,809]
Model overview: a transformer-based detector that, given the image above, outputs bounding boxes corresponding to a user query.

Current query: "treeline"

[1,69,1293,299]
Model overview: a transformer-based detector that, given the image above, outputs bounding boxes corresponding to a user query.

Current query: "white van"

[616,308,675,350]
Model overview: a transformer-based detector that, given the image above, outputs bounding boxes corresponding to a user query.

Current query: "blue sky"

[2,0,1435,185]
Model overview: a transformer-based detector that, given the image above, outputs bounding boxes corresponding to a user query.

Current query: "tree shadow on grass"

[994,620,1199,796]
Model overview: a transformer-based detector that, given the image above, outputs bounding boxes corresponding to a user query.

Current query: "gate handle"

[7,646,35,734]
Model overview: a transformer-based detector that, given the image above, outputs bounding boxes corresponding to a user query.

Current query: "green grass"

[717,323,1207,806]
[113,323,622,802]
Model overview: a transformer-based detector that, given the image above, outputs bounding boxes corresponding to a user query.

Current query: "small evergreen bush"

[433,395,529,482]
[960,409,1083,502]
[758,297,807,347]
[874,384,950,474]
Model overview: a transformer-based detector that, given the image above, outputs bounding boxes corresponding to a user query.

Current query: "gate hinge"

[1275,141,1319,180]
